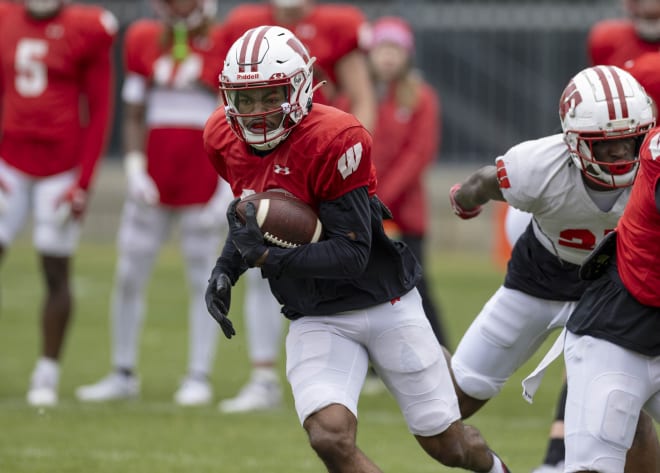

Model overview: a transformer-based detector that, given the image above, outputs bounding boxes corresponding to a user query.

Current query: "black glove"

[227,197,268,267]
[205,265,236,339]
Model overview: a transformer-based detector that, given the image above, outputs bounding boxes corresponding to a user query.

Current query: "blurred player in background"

[588,0,660,68]
[216,0,378,413]
[0,0,117,406]
[449,65,659,472]
[589,0,660,108]
[562,121,660,473]
[76,0,231,406]
[362,16,448,348]
[204,24,511,473]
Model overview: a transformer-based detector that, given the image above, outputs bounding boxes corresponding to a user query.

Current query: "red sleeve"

[76,8,118,189]
[376,84,439,205]
[321,5,365,59]
[624,52,660,108]
[314,125,373,202]
[124,20,158,77]
[221,5,271,47]
[203,108,231,183]
[587,21,615,66]
[200,24,228,90]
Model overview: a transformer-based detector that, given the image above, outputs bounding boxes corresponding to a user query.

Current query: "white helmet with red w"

[151,0,216,29]
[559,65,655,188]
[220,25,316,150]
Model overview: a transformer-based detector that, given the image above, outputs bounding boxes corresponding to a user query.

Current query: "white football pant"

[0,160,80,255]
[111,199,224,377]
[286,289,461,436]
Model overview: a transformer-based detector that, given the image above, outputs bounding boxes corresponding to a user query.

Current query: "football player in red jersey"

[75,0,232,407]
[203,25,512,473]
[589,0,660,68]
[563,127,660,472]
[216,0,378,414]
[0,0,117,406]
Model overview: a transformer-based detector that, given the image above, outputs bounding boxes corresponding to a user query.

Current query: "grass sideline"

[0,241,565,472]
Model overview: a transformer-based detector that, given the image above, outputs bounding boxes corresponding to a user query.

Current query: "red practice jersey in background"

[0,3,116,189]
[588,19,660,67]
[617,129,660,307]
[123,20,226,206]
[219,3,366,107]
[204,103,375,207]
[370,82,440,237]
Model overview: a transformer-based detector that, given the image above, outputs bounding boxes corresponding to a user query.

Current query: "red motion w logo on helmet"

[559,80,582,121]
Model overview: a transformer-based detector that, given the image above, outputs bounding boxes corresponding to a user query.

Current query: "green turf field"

[0,241,566,472]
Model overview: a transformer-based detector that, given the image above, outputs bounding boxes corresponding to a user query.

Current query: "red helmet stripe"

[607,65,629,118]
[593,66,617,120]
[237,28,257,73]
[286,37,310,63]
[249,26,273,72]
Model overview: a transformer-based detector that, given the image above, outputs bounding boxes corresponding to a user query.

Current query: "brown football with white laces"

[236,190,323,248]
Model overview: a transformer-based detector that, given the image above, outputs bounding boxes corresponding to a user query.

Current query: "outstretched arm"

[449,165,505,219]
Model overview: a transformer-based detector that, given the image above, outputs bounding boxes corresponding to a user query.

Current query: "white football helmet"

[220,25,316,151]
[151,0,216,29]
[559,65,655,188]
[25,0,66,17]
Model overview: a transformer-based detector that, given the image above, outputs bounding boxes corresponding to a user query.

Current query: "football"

[236,190,323,248]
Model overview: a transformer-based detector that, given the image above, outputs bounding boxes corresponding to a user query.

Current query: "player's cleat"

[174,377,213,406]
[219,372,282,413]
[76,372,140,402]
[27,386,58,407]
[531,462,563,473]
[27,358,59,407]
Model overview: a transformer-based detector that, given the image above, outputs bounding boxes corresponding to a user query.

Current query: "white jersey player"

[449,65,660,470]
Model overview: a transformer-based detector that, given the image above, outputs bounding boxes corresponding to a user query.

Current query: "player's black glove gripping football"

[205,265,236,339]
[227,197,268,267]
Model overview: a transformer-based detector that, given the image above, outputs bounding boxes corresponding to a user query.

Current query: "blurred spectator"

[363,16,449,348]
[76,0,231,406]
[0,0,117,406]
[215,0,378,413]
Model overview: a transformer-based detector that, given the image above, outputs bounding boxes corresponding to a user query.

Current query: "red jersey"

[204,103,375,207]
[623,52,660,111]
[371,81,439,236]
[219,3,365,106]
[123,20,226,206]
[588,19,660,67]
[0,3,116,188]
[617,128,660,307]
